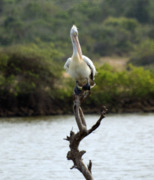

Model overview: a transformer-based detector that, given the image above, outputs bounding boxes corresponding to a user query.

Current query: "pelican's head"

[70,25,82,59]
[70,25,78,37]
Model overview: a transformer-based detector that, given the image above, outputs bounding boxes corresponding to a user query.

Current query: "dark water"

[0,113,154,180]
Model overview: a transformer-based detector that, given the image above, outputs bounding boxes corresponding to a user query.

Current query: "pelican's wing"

[82,55,97,80]
[64,57,71,72]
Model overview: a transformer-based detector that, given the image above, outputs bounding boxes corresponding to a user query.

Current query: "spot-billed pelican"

[64,25,96,94]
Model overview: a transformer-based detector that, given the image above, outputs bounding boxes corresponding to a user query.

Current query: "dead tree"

[65,90,107,180]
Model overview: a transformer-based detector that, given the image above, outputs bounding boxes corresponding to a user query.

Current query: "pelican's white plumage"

[64,25,96,90]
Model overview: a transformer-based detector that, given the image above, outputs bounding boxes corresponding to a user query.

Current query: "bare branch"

[73,92,88,133]
[79,107,87,127]
[87,106,108,135]
[87,160,92,173]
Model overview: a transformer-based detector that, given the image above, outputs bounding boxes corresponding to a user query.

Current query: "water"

[0,113,154,180]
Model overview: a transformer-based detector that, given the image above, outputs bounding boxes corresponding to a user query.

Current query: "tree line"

[0,0,154,116]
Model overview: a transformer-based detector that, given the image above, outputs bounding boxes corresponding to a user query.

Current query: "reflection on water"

[0,113,154,180]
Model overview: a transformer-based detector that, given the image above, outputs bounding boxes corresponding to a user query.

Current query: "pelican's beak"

[73,35,82,60]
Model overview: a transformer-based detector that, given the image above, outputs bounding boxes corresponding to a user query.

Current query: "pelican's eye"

[73,31,78,36]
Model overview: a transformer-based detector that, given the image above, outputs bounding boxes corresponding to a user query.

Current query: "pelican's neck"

[72,43,79,58]
[71,36,83,60]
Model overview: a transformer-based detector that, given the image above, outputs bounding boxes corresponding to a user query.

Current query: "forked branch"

[65,90,107,180]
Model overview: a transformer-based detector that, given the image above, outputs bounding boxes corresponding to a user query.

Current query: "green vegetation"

[0,0,153,57]
[0,0,154,116]
[91,64,154,112]
[0,44,65,116]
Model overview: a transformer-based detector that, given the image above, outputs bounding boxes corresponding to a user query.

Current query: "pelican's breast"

[68,57,91,80]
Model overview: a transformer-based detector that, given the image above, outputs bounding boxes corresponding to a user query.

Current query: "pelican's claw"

[74,86,82,95]
[82,83,90,91]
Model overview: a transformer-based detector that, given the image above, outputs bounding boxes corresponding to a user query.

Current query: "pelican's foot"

[82,83,90,91]
[74,86,82,95]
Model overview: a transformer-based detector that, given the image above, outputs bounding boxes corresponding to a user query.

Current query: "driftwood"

[65,90,107,180]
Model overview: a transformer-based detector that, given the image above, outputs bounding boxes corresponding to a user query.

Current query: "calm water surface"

[0,113,154,180]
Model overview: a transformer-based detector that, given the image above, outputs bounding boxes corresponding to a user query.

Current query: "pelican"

[64,25,96,94]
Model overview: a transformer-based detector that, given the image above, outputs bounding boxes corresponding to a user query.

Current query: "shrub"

[90,64,154,107]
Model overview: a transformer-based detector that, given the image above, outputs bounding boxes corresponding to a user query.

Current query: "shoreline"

[0,100,153,118]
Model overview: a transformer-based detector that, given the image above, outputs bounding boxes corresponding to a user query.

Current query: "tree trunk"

[65,90,107,180]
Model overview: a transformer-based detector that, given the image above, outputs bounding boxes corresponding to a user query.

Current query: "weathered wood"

[65,90,107,180]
